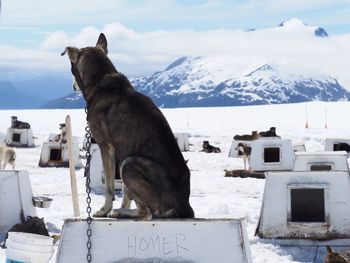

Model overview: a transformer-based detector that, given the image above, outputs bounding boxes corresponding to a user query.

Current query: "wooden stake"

[305,105,309,129]
[65,115,80,217]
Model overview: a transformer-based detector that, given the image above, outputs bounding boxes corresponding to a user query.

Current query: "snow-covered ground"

[1,101,350,262]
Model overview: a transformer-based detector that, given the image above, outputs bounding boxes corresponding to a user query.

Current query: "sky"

[0,0,350,79]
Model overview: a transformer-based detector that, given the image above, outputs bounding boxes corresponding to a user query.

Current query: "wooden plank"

[65,115,80,217]
[56,218,252,263]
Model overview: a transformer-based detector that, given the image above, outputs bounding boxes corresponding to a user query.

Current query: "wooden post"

[65,115,80,217]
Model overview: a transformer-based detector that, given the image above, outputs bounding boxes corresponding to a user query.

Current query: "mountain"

[38,18,349,109]
[0,81,43,109]
[277,18,328,37]
[42,57,350,108]
[41,92,85,109]
[12,76,72,101]
[132,60,349,107]
[0,77,72,109]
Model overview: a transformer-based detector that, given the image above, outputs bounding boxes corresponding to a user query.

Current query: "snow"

[1,101,350,262]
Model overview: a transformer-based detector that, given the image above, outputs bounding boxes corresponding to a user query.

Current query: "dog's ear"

[96,33,108,54]
[61,47,81,64]
[326,246,334,256]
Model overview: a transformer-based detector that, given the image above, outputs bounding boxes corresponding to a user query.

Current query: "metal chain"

[84,106,93,263]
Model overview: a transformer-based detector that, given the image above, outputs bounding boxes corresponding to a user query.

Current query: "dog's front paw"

[109,208,137,218]
[93,206,112,217]
[93,210,108,217]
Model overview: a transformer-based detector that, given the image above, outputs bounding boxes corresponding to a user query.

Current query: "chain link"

[84,106,93,263]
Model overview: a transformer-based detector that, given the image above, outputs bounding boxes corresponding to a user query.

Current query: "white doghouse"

[256,171,350,239]
[325,138,350,157]
[294,151,349,172]
[174,132,190,152]
[0,170,37,233]
[5,128,34,147]
[38,142,82,168]
[89,144,122,194]
[56,218,252,263]
[249,139,295,171]
[228,137,281,158]
[293,142,306,152]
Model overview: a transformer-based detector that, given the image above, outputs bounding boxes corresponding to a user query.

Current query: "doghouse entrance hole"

[50,148,62,161]
[310,164,332,171]
[264,147,280,163]
[290,188,325,222]
[333,143,350,152]
[12,133,21,142]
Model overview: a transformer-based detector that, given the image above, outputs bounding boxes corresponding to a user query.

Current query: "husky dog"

[234,131,259,141]
[2,216,49,248]
[236,143,251,170]
[50,123,67,144]
[61,33,194,219]
[324,246,350,263]
[201,141,221,153]
[11,116,30,129]
[0,146,16,169]
[258,127,280,138]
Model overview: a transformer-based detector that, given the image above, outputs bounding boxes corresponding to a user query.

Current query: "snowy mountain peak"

[43,56,350,108]
[246,64,276,77]
[278,18,307,28]
[277,18,328,37]
[165,56,189,71]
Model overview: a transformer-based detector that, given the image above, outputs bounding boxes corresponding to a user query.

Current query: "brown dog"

[62,33,194,219]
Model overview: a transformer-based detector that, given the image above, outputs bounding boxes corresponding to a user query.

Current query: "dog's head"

[202,141,209,148]
[61,33,111,93]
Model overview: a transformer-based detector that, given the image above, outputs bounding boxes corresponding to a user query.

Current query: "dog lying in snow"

[0,146,16,169]
[201,141,221,153]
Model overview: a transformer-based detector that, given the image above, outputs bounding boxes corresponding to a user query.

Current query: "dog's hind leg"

[111,155,182,219]
[121,184,132,209]
[242,155,247,170]
[94,144,116,217]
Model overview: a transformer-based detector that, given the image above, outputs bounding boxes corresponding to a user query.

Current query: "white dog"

[0,146,16,170]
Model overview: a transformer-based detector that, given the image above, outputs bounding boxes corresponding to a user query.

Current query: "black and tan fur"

[324,246,350,263]
[201,141,221,153]
[62,33,194,219]
[236,143,251,170]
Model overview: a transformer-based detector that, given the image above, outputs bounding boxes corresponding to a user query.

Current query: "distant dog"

[50,123,67,144]
[234,131,259,141]
[0,146,16,169]
[11,116,30,129]
[324,246,350,263]
[2,216,49,248]
[258,127,280,138]
[236,143,251,170]
[201,141,221,153]
[62,33,194,219]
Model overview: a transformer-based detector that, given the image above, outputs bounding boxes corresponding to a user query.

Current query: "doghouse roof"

[295,151,348,157]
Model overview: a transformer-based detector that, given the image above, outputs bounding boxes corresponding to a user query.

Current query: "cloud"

[1,20,350,89]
